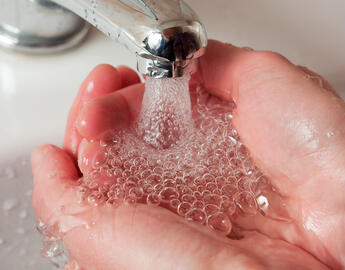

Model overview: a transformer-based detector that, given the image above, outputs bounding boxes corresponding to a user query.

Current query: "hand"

[31,41,345,270]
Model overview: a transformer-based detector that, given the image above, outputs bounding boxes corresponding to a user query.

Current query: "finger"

[65,205,328,270]
[196,40,345,196]
[117,65,141,87]
[62,260,81,270]
[64,65,123,158]
[31,145,79,223]
[197,40,345,268]
[31,148,327,270]
[296,65,342,98]
[197,40,345,185]
[191,40,250,101]
[76,83,145,140]
[30,151,230,270]
[31,145,79,183]
[33,182,326,270]
[77,139,112,179]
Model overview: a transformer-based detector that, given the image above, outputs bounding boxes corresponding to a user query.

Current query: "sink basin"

[0,0,344,269]
[0,29,136,270]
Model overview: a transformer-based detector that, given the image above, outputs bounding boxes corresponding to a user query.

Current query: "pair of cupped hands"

[31,40,345,270]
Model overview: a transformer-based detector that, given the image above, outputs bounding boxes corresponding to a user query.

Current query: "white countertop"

[0,0,344,269]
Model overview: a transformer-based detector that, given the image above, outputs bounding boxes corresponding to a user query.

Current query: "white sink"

[0,0,344,269]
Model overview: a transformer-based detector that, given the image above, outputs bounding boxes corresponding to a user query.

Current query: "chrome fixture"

[0,0,207,78]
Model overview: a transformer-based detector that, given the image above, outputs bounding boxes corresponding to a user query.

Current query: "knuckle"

[237,50,292,88]
[251,51,288,66]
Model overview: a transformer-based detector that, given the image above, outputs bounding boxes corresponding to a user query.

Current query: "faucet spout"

[52,0,207,78]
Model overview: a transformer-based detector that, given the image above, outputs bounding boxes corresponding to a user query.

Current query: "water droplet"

[2,198,18,211]
[129,186,143,199]
[163,179,175,188]
[87,191,104,206]
[142,184,153,194]
[204,204,219,216]
[122,169,132,178]
[203,194,222,206]
[133,157,147,166]
[237,177,250,191]
[124,195,137,205]
[147,193,160,206]
[207,212,232,235]
[185,208,206,224]
[146,174,162,185]
[4,167,16,179]
[215,176,226,187]
[16,227,25,234]
[206,182,217,192]
[194,177,206,186]
[159,187,178,202]
[100,131,119,147]
[256,190,292,222]
[153,166,164,174]
[177,202,191,216]
[182,194,196,203]
[235,191,257,215]
[19,210,28,219]
[221,184,237,197]
[123,181,137,192]
[92,150,108,169]
[170,199,180,209]
[106,197,120,207]
[203,173,215,183]
[226,201,237,216]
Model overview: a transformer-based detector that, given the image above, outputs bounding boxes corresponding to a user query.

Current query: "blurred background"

[0,0,344,269]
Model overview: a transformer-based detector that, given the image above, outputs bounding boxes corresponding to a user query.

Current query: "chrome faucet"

[0,0,207,78]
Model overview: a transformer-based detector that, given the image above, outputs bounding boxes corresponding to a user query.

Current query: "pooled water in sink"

[0,157,54,270]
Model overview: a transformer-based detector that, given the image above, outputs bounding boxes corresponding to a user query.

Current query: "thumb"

[195,40,345,268]
[31,146,229,270]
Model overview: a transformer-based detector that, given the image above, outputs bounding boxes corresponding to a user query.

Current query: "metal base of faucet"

[0,23,90,54]
[0,0,90,54]
[0,0,207,77]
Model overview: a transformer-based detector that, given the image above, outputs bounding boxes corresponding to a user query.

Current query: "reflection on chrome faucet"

[0,0,207,78]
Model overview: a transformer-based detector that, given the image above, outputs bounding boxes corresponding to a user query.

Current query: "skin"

[31,40,345,270]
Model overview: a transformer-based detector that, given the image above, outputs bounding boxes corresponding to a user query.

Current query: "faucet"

[0,0,207,78]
